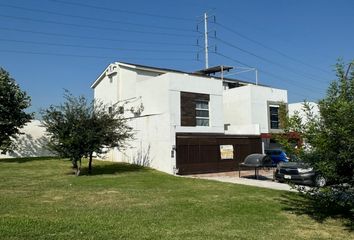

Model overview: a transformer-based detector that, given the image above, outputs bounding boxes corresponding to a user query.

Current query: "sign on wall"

[220,145,234,160]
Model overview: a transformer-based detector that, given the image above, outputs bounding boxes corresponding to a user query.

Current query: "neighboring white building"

[288,102,320,122]
[91,62,288,174]
[0,120,52,159]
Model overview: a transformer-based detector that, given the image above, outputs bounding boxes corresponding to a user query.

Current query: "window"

[196,100,209,126]
[109,75,113,83]
[269,105,279,129]
[180,92,209,127]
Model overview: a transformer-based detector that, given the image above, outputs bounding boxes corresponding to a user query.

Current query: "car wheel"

[315,175,326,187]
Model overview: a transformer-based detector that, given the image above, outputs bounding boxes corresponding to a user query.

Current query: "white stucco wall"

[92,65,226,174]
[167,73,224,134]
[93,64,120,105]
[223,85,287,134]
[0,120,53,159]
[132,74,173,173]
[223,85,253,131]
[225,124,260,135]
[251,85,288,133]
[93,67,174,173]
[93,63,164,106]
[288,102,319,123]
[116,72,224,173]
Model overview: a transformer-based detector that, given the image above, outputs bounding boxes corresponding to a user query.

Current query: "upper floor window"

[180,92,210,127]
[196,100,209,126]
[269,105,279,129]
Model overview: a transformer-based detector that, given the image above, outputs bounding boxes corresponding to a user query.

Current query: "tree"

[0,67,32,153]
[278,60,354,210]
[42,93,90,172]
[42,92,134,175]
[83,101,134,174]
[274,102,304,158]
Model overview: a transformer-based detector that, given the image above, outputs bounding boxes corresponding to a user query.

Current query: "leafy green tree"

[278,60,354,211]
[0,67,32,153]
[274,103,304,158]
[42,93,89,172]
[83,101,134,174]
[42,92,133,175]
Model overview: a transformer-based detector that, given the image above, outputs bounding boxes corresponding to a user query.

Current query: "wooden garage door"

[176,134,262,175]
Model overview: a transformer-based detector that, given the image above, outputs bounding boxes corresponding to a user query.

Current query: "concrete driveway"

[186,170,297,192]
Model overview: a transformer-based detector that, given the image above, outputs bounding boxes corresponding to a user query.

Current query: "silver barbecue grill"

[239,154,273,179]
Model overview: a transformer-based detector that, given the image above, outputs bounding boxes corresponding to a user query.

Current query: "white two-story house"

[91,62,287,174]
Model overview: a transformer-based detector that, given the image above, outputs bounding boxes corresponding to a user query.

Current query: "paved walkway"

[185,170,297,192]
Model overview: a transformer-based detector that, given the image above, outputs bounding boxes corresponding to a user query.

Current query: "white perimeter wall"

[0,120,53,159]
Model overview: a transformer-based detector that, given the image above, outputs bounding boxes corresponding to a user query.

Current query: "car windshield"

[278,161,310,168]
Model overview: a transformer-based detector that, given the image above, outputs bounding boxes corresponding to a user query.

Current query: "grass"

[0,157,352,240]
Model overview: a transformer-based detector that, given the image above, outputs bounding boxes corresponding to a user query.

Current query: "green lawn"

[0,157,352,240]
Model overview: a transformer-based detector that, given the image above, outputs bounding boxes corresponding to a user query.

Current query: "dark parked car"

[274,162,327,187]
[265,149,289,166]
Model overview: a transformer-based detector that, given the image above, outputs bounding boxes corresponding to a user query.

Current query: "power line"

[216,51,324,92]
[0,14,197,38]
[0,49,197,61]
[214,52,326,96]
[215,37,331,84]
[49,0,194,22]
[0,27,195,47]
[218,15,335,61]
[0,38,197,53]
[215,22,332,75]
[215,37,330,84]
[0,3,194,33]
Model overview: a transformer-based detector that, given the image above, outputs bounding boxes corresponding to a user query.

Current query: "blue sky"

[1,0,353,117]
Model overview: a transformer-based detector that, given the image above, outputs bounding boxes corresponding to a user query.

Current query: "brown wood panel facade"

[180,92,209,126]
[176,133,262,175]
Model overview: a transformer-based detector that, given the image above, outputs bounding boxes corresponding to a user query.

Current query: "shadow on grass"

[80,162,147,176]
[0,156,61,163]
[279,192,354,231]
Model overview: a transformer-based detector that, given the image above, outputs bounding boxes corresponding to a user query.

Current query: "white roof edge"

[118,62,168,74]
[90,62,169,89]
[248,84,288,92]
[117,62,137,69]
[223,83,288,93]
[90,62,118,89]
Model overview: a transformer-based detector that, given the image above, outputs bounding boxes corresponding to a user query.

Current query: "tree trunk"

[88,152,93,174]
[71,157,77,169]
[76,158,81,176]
